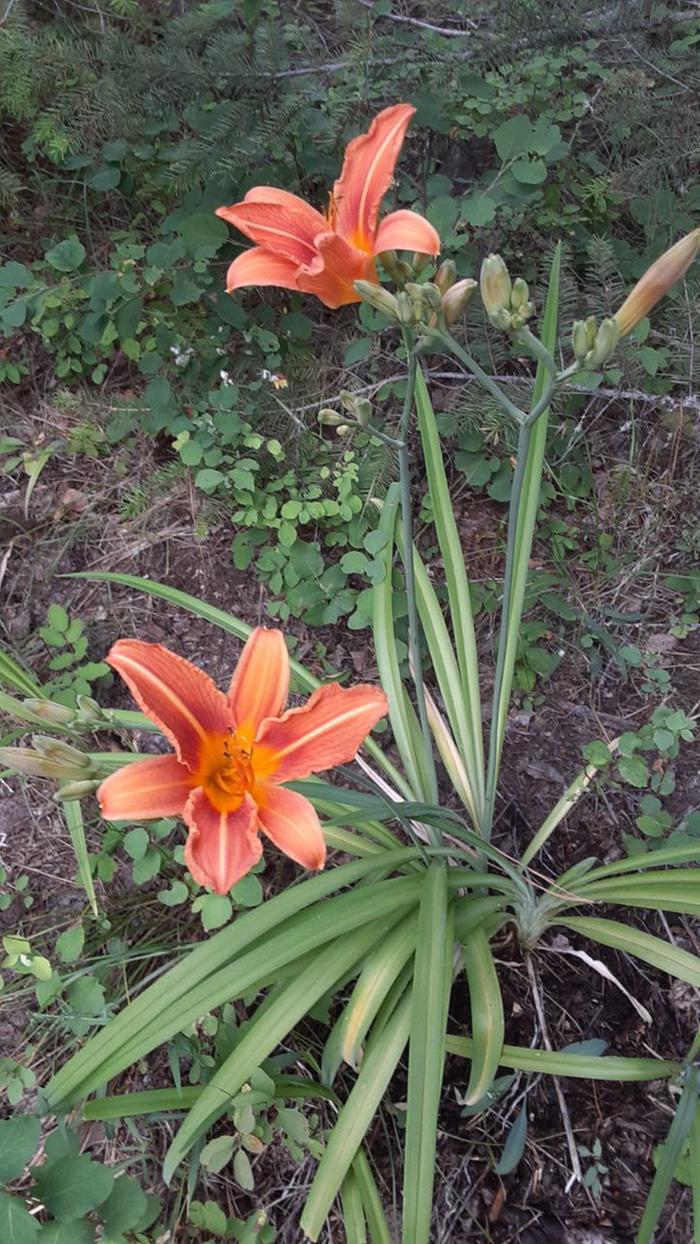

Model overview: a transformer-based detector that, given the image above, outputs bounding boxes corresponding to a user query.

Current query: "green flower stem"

[398,328,439,806]
[515,326,559,377]
[365,423,404,450]
[419,327,526,427]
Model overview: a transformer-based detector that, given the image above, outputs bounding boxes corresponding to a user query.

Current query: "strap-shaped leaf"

[85,877,422,1102]
[372,485,429,800]
[352,1149,394,1244]
[63,799,98,919]
[560,916,700,987]
[394,526,481,824]
[301,989,413,1240]
[575,872,700,917]
[485,244,561,829]
[414,366,484,820]
[45,850,421,1108]
[340,1165,367,1244]
[163,912,401,1181]
[574,844,700,884]
[462,925,505,1105]
[637,1066,700,1244]
[445,1035,679,1080]
[520,744,613,869]
[402,864,453,1244]
[323,909,417,1085]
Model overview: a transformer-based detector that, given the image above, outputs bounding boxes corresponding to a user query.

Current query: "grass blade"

[82,1073,338,1121]
[560,916,700,987]
[636,1066,699,1244]
[414,366,484,819]
[462,925,505,1105]
[62,798,98,918]
[445,1035,679,1080]
[402,864,452,1244]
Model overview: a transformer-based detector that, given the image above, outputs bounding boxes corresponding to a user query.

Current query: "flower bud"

[76,695,104,722]
[480,254,512,320]
[339,390,356,413]
[377,250,402,282]
[353,281,399,320]
[422,283,444,317]
[395,290,417,326]
[355,398,372,428]
[405,282,427,319]
[335,424,352,438]
[614,228,700,337]
[490,307,513,332]
[318,408,344,426]
[571,319,590,362]
[411,251,431,276]
[22,698,75,725]
[56,779,101,801]
[434,259,457,295]
[510,277,530,311]
[442,277,477,326]
[590,317,618,368]
[0,743,91,780]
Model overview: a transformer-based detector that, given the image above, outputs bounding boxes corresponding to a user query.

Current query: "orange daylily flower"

[97,630,387,895]
[216,103,440,308]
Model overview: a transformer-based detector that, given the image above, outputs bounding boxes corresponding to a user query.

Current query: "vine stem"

[398,327,439,806]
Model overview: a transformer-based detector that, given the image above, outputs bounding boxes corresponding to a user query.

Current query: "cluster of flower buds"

[22,694,106,730]
[479,255,534,331]
[355,264,476,331]
[318,389,372,437]
[0,736,99,800]
[571,316,618,370]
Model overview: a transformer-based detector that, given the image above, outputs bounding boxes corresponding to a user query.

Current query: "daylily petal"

[373,208,440,258]
[215,201,320,266]
[183,788,261,894]
[240,186,327,232]
[297,232,377,308]
[107,640,231,772]
[229,627,290,738]
[332,103,415,249]
[225,248,302,294]
[255,682,388,783]
[98,754,192,821]
[255,783,326,872]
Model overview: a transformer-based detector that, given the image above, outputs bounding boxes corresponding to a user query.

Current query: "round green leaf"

[512,157,547,185]
[45,238,86,273]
